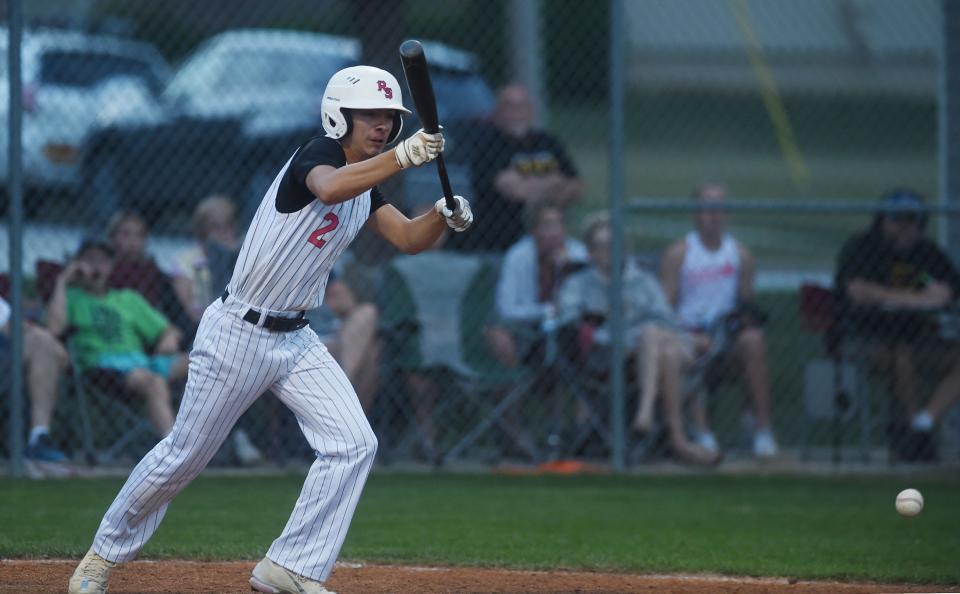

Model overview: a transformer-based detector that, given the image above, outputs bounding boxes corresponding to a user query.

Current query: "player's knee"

[356,426,378,461]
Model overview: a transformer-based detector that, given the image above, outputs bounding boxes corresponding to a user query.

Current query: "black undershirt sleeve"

[369,186,387,217]
[275,136,347,214]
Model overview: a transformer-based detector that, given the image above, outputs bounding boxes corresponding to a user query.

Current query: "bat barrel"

[400,39,457,212]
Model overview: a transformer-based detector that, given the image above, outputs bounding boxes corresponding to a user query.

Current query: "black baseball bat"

[399,39,457,212]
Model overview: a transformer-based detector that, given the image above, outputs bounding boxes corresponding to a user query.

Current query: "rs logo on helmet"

[376,80,393,99]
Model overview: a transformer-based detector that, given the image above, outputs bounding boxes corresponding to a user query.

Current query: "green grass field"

[2,472,958,585]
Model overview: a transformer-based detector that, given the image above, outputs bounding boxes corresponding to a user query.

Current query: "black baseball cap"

[878,188,926,222]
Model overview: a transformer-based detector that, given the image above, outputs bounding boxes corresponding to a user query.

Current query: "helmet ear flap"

[342,108,354,140]
[387,111,403,144]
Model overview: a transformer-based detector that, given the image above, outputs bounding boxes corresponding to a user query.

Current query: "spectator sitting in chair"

[107,210,194,336]
[557,215,720,465]
[171,195,241,323]
[659,183,779,459]
[486,202,588,369]
[46,239,182,437]
[835,188,960,461]
[484,202,587,459]
[0,295,71,472]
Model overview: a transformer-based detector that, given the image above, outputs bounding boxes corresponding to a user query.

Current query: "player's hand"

[435,195,473,232]
[396,128,444,169]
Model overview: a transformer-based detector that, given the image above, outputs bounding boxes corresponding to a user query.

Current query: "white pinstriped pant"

[91,295,377,581]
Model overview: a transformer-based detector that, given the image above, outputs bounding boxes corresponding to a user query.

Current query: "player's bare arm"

[367,203,446,254]
[305,156,399,206]
[368,196,473,254]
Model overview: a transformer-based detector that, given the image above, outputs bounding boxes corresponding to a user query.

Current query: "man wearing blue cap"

[835,188,960,461]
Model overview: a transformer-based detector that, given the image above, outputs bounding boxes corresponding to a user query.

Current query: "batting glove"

[395,128,444,169]
[435,195,473,232]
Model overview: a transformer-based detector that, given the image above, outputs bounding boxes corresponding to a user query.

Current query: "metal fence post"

[608,0,626,472]
[7,0,25,478]
[941,0,960,256]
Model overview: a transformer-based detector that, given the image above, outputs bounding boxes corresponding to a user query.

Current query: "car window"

[39,50,161,93]
[431,70,494,121]
[215,49,350,95]
[165,51,217,99]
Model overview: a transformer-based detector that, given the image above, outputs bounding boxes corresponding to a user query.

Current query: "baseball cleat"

[250,557,336,594]
[68,548,116,594]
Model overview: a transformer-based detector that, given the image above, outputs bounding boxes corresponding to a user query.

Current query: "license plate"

[43,143,80,164]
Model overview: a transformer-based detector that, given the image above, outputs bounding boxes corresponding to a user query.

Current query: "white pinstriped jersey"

[85,138,384,586]
[229,136,385,312]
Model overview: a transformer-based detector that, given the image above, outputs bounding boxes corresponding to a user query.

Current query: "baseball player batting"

[68,65,473,594]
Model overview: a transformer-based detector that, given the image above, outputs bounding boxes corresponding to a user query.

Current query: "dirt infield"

[2,560,957,594]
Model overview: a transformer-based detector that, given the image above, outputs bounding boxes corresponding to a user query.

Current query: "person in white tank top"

[660,183,778,459]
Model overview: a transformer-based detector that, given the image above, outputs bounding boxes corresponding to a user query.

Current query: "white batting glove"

[395,128,444,169]
[435,195,473,232]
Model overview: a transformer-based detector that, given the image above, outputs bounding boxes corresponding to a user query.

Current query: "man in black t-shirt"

[835,188,960,456]
[448,84,583,252]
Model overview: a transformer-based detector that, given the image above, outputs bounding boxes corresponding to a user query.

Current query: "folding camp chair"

[551,318,623,459]
[67,340,158,466]
[798,283,874,463]
[379,251,542,465]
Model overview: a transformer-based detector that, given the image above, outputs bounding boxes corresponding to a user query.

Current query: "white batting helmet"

[321,65,411,144]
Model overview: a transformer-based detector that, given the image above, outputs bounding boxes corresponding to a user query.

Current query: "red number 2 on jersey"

[307,212,340,249]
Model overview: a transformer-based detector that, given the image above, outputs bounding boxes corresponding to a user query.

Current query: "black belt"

[221,291,309,332]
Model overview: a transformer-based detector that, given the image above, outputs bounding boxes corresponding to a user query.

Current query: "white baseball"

[895,488,924,517]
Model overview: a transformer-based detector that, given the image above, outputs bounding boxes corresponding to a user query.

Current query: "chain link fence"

[2,0,957,475]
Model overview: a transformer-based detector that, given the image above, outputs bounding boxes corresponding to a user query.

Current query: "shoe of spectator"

[694,431,719,454]
[910,410,934,432]
[753,429,779,458]
[232,429,264,466]
[25,434,67,463]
